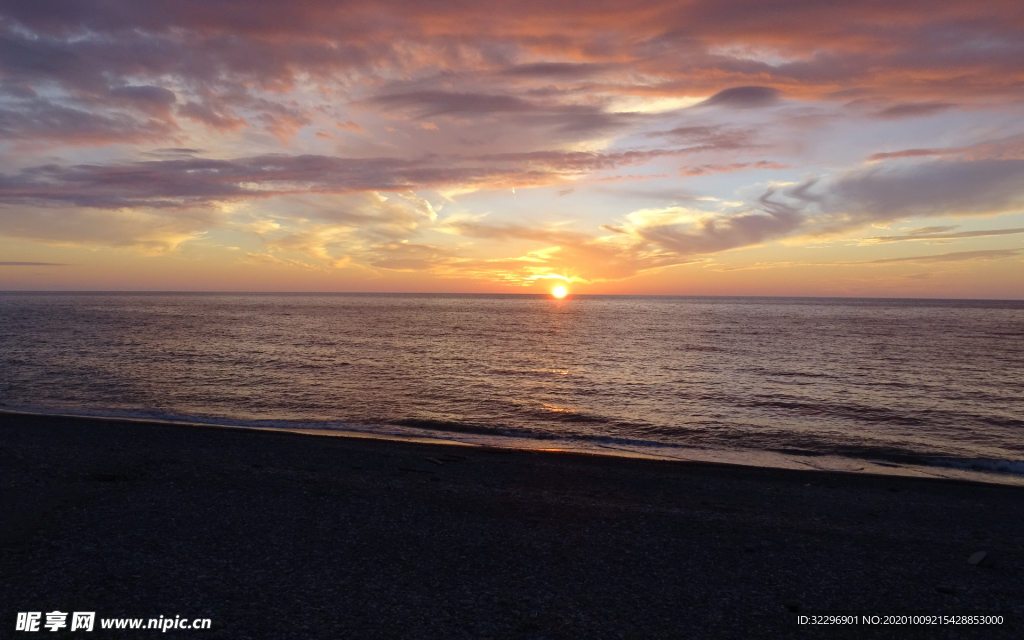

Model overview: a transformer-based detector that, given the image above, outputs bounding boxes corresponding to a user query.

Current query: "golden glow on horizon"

[552,286,567,298]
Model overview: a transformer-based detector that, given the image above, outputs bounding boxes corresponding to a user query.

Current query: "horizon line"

[1,290,1022,302]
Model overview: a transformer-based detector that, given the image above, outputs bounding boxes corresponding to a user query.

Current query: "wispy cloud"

[872,102,957,119]
[718,249,1023,271]
[865,227,1024,243]
[863,249,1023,264]
[0,147,708,211]
[696,86,780,109]
[680,161,789,176]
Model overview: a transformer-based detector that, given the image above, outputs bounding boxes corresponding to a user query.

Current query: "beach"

[1,411,1021,639]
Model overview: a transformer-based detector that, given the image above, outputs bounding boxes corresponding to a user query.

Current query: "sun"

[552,286,568,298]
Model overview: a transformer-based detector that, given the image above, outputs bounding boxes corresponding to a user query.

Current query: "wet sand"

[1,411,1021,638]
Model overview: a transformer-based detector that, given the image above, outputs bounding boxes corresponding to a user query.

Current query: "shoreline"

[2,410,1022,638]
[3,407,1021,487]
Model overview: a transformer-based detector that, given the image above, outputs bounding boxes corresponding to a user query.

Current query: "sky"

[1,0,1023,297]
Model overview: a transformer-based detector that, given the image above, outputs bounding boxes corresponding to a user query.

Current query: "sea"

[1,293,1022,484]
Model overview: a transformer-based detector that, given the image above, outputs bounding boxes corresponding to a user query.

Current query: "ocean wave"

[389,417,682,448]
[390,418,554,438]
[335,420,1024,476]
[6,405,1023,478]
[927,457,1024,475]
[766,444,1024,476]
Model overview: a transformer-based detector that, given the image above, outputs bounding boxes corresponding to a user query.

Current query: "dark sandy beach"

[1,411,1021,639]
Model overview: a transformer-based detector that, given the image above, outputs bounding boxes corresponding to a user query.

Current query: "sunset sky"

[1,0,1023,297]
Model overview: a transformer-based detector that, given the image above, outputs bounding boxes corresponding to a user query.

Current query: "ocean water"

[1,293,1022,484]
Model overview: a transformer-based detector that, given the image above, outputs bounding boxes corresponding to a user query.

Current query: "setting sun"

[552,286,568,298]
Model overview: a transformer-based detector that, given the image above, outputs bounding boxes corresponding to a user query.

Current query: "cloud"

[367,89,650,141]
[0,99,176,145]
[414,221,700,283]
[648,125,758,152]
[0,147,703,210]
[632,188,805,255]
[696,156,1024,243]
[424,187,823,282]
[605,154,1024,262]
[501,62,616,80]
[680,161,789,176]
[369,91,536,117]
[824,158,1024,226]
[368,241,458,272]
[1,0,1018,154]
[866,226,1024,243]
[873,102,956,119]
[864,249,1023,264]
[142,148,205,158]
[866,136,1024,162]
[252,192,437,265]
[718,248,1024,271]
[244,252,329,272]
[0,204,217,252]
[696,86,780,109]
[108,85,178,116]
[177,101,248,131]
[867,148,956,161]
[0,261,65,266]
[9,148,1022,276]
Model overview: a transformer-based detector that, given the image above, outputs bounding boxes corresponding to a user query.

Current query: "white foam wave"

[928,457,1024,475]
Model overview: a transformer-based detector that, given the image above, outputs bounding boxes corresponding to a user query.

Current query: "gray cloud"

[367,89,648,141]
[501,62,616,80]
[0,99,175,144]
[635,186,807,255]
[866,135,1024,162]
[608,155,1024,262]
[0,21,373,144]
[710,156,1024,242]
[867,148,954,161]
[825,158,1024,225]
[697,86,780,109]
[647,125,756,152]
[0,148,699,210]
[874,102,956,119]
[369,91,535,116]
[0,261,65,265]
[108,85,177,115]
[143,148,205,157]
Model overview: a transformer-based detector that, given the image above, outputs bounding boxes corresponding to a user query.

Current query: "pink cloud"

[0,0,1021,150]
[680,161,789,176]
